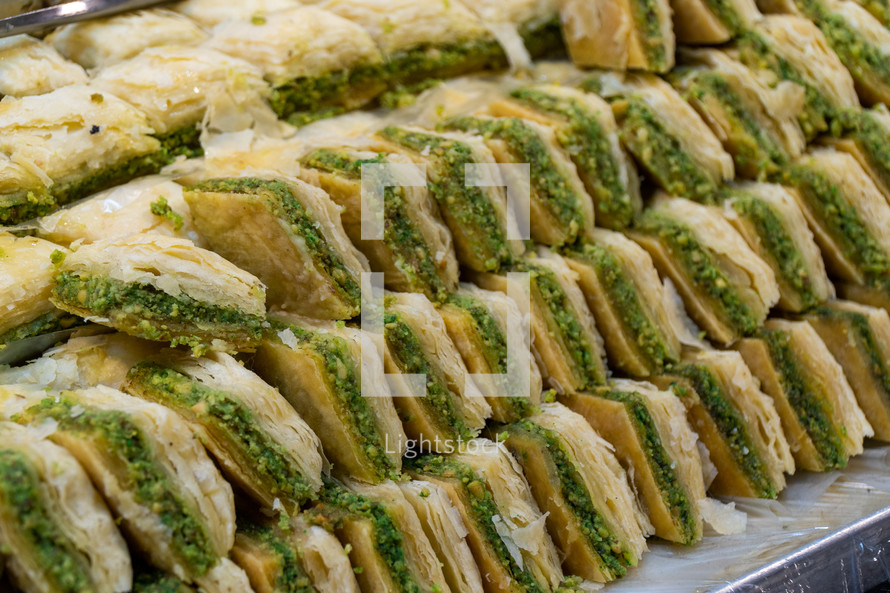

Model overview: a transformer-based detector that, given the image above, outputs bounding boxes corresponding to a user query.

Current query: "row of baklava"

[8,0,890,231]
[0,0,570,228]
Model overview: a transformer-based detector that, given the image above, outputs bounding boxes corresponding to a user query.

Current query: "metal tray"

[606,443,890,593]
[713,505,890,593]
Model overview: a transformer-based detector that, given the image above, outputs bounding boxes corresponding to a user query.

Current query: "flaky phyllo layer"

[124,351,324,509]
[498,404,649,583]
[185,177,367,319]
[255,316,405,483]
[51,233,267,354]
[14,387,245,591]
[0,421,131,593]
[299,147,458,301]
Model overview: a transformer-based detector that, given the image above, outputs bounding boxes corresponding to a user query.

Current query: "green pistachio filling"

[126,362,318,505]
[518,16,565,59]
[701,0,746,33]
[286,107,348,128]
[407,455,546,593]
[616,97,721,203]
[49,151,171,213]
[515,260,606,389]
[0,310,83,348]
[853,0,890,26]
[383,304,473,440]
[155,125,203,161]
[270,320,399,481]
[379,127,511,271]
[52,272,265,353]
[1,126,198,226]
[133,569,193,593]
[782,164,890,282]
[236,519,313,593]
[269,64,383,118]
[838,108,890,193]
[150,196,184,231]
[378,79,443,109]
[728,193,819,310]
[566,243,675,374]
[444,294,507,372]
[813,306,890,403]
[555,577,591,593]
[636,212,759,336]
[0,449,94,592]
[188,177,361,308]
[678,70,787,178]
[383,39,507,86]
[736,30,836,139]
[22,397,217,575]
[444,115,586,243]
[503,421,633,578]
[309,477,420,593]
[758,328,846,469]
[630,0,669,71]
[444,292,532,420]
[596,389,697,543]
[672,364,776,498]
[509,87,634,229]
[796,0,890,99]
[300,149,449,301]
[0,188,57,226]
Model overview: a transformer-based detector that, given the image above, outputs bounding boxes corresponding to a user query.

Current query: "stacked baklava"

[4,0,890,591]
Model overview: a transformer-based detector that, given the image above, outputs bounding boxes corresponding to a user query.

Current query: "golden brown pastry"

[472,247,609,394]
[782,148,890,297]
[653,349,795,498]
[438,283,542,422]
[491,84,642,230]
[50,233,267,354]
[596,74,734,203]
[253,314,407,483]
[803,300,890,441]
[495,403,650,583]
[736,318,872,470]
[670,48,806,179]
[556,0,675,73]
[722,182,834,312]
[561,380,707,544]
[13,387,251,592]
[184,176,368,319]
[384,292,491,451]
[562,228,682,376]
[671,0,761,44]
[377,126,524,272]
[124,350,325,510]
[299,146,459,301]
[0,421,132,593]
[631,196,779,344]
[443,114,596,246]
[736,15,859,139]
